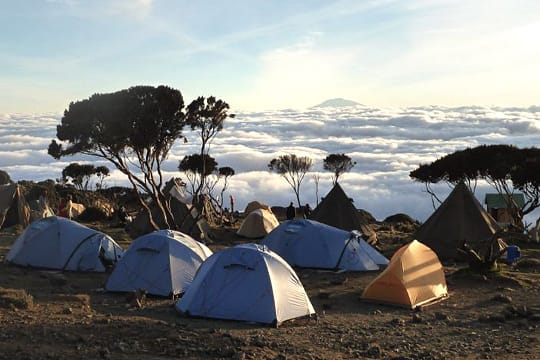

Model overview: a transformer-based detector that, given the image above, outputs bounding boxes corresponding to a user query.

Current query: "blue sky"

[1,0,540,113]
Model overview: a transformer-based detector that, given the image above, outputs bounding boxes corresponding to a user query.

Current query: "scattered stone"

[62,307,73,315]
[330,277,348,286]
[411,313,423,323]
[115,341,130,353]
[99,347,111,359]
[232,351,246,360]
[61,332,80,344]
[366,343,382,358]
[492,293,512,304]
[516,305,531,318]
[434,312,449,321]
[477,315,490,322]
[489,314,506,322]
[391,318,405,326]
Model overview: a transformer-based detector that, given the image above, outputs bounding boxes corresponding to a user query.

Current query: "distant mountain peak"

[312,98,362,108]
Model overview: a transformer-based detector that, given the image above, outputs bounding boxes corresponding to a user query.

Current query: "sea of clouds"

[1,104,539,223]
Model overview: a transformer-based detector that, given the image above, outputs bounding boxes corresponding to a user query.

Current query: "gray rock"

[492,293,512,303]
[412,313,423,323]
[434,312,449,321]
[366,344,382,358]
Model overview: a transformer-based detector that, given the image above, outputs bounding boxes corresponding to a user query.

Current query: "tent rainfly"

[261,219,388,271]
[236,208,280,239]
[244,200,271,215]
[176,243,315,325]
[362,240,448,309]
[105,230,212,297]
[6,216,123,272]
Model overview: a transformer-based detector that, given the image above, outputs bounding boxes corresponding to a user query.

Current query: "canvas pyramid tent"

[6,216,123,272]
[127,179,203,240]
[237,208,280,239]
[362,240,448,308]
[105,230,212,297]
[261,219,388,271]
[310,183,377,244]
[176,243,315,325]
[0,183,30,229]
[414,182,501,261]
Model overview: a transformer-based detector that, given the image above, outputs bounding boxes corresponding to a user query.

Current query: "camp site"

[0,177,539,360]
[3,2,540,358]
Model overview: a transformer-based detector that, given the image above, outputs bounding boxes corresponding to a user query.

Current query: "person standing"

[286,202,296,220]
[58,195,73,219]
[304,203,311,219]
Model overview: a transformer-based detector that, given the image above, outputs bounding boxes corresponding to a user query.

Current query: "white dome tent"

[6,216,123,272]
[261,219,388,271]
[106,230,212,297]
[176,243,315,326]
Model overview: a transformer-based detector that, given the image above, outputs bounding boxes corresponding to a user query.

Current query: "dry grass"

[0,287,34,310]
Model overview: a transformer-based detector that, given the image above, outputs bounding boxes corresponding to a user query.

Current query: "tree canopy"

[48,85,187,230]
[178,153,218,195]
[0,169,11,185]
[410,144,540,226]
[185,96,235,196]
[323,153,356,185]
[268,154,313,207]
[61,163,109,191]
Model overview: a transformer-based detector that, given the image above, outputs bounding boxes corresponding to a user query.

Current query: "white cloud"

[2,104,540,223]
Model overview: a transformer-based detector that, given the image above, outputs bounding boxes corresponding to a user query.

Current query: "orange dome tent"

[362,240,448,308]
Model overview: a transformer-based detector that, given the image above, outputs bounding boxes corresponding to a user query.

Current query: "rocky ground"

[0,221,539,360]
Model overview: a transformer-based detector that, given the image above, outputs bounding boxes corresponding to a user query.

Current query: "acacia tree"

[48,85,187,231]
[217,166,235,216]
[410,144,540,228]
[185,96,234,197]
[95,166,110,189]
[62,163,95,190]
[178,154,218,196]
[268,154,313,207]
[323,153,356,185]
[61,163,109,190]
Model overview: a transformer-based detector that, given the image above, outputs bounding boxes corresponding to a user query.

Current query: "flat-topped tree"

[323,153,356,185]
[61,163,109,191]
[185,96,235,197]
[178,153,218,196]
[48,85,187,231]
[268,154,313,207]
